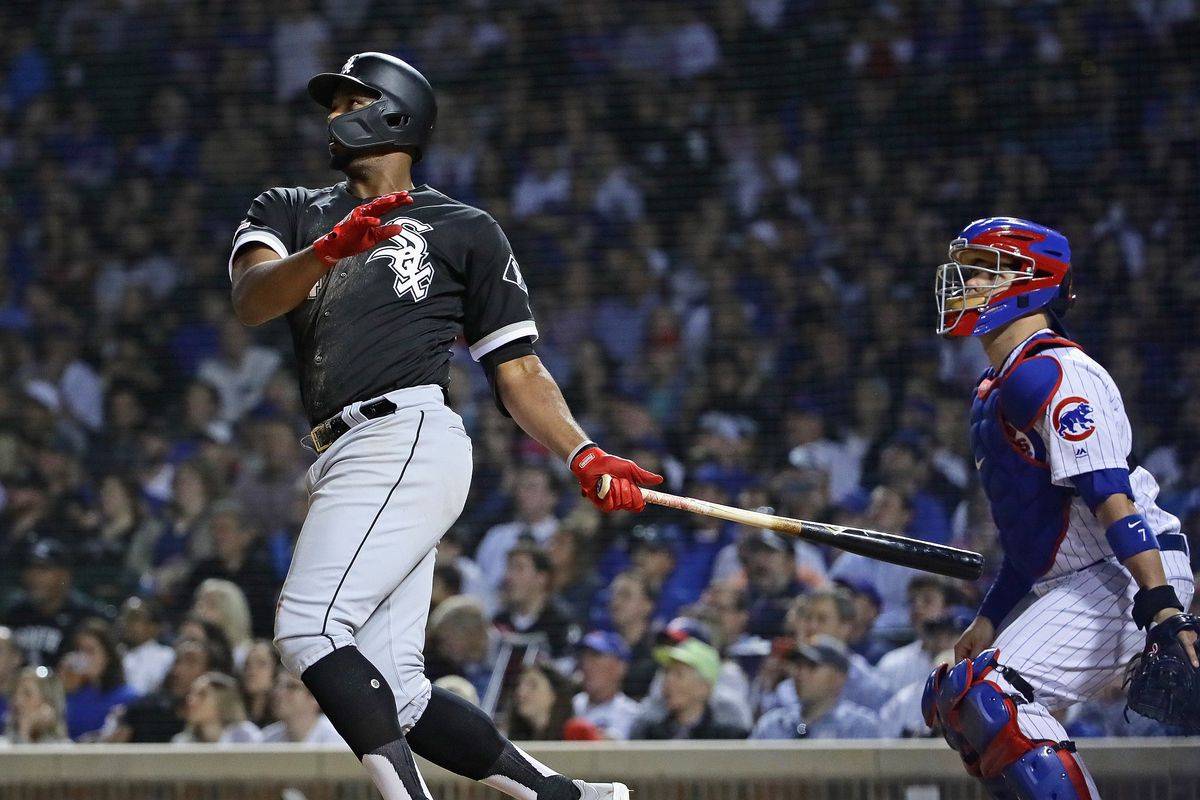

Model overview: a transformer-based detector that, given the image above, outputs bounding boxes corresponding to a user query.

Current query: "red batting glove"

[570,443,663,513]
[311,191,413,266]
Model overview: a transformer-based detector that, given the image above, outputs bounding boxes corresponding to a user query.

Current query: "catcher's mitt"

[1125,612,1200,727]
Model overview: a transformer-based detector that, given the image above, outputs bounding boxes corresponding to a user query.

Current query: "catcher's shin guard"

[922,649,1097,799]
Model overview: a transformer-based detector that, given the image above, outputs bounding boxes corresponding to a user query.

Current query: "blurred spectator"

[493,543,577,659]
[476,466,561,593]
[835,579,891,664]
[629,638,748,740]
[231,419,308,537]
[104,638,221,743]
[261,669,344,745]
[117,598,173,696]
[60,618,138,740]
[741,530,806,638]
[788,589,890,710]
[646,616,754,733]
[628,525,695,623]
[172,672,262,744]
[176,616,235,676]
[196,317,281,423]
[183,501,279,641]
[505,663,576,741]
[572,631,638,740]
[2,666,68,744]
[238,639,279,729]
[547,523,603,625]
[426,596,492,701]
[606,571,658,700]
[146,461,217,600]
[751,636,880,740]
[3,539,112,667]
[0,627,24,731]
[188,578,254,668]
[877,648,954,739]
[875,593,967,697]
[77,474,162,604]
[828,487,926,636]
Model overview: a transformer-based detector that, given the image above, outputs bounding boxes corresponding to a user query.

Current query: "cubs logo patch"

[367,218,435,302]
[1053,396,1095,441]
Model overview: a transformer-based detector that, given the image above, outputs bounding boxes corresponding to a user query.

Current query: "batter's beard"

[329,142,353,171]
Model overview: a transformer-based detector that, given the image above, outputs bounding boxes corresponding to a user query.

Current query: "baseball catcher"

[921,217,1197,799]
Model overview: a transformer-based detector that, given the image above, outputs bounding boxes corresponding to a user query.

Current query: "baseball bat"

[596,475,983,581]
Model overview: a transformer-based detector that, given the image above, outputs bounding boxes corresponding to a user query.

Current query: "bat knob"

[595,474,612,500]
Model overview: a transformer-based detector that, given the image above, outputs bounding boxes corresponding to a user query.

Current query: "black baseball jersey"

[229,183,537,424]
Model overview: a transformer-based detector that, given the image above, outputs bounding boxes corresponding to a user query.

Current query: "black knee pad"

[406,685,506,779]
[302,646,403,759]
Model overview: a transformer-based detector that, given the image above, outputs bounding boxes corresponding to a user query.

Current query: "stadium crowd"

[2,0,1199,745]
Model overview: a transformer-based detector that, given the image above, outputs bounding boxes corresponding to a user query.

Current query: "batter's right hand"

[954,615,996,662]
[311,191,413,265]
[570,444,663,513]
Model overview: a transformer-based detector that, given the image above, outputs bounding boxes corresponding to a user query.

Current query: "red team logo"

[1053,396,1096,441]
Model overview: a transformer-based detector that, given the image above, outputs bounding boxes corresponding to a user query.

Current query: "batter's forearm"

[232,247,330,326]
[495,355,589,460]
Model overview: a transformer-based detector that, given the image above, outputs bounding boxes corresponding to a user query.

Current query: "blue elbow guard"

[1071,468,1133,512]
[1105,514,1158,561]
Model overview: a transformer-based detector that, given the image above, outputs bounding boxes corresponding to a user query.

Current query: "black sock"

[301,646,404,759]
[406,686,580,800]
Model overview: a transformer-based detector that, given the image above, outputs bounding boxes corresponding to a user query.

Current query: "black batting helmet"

[308,52,436,162]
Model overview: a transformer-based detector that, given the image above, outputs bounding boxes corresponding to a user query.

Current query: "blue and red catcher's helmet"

[935,217,1074,337]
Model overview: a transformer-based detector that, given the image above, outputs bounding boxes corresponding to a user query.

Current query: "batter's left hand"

[570,444,662,512]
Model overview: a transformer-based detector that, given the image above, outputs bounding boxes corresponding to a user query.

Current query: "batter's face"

[326,85,382,170]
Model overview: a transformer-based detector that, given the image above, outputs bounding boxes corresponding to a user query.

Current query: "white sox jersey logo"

[367,218,435,302]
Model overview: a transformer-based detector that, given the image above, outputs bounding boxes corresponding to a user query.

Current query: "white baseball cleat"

[573,780,631,800]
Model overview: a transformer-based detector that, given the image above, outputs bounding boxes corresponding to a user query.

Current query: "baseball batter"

[229,53,661,800]
[922,217,1198,798]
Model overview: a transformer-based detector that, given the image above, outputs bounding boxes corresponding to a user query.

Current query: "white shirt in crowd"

[122,639,176,695]
[261,714,346,746]
[172,721,262,744]
[475,516,559,592]
[198,346,281,423]
[874,639,937,696]
[876,679,932,739]
[571,692,641,741]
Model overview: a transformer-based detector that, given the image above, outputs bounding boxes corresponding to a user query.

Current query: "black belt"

[307,397,398,454]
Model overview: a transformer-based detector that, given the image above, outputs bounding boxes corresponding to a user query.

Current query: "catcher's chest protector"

[970,334,1079,578]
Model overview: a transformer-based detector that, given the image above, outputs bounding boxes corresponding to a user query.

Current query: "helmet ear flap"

[1051,267,1075,314]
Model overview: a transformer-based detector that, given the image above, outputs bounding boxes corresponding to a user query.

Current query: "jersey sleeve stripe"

[228,231,290,279]
[468,320,539,361]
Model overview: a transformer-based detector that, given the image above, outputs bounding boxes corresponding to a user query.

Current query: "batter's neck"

[343,157,416,200]
[979,313,1053,370]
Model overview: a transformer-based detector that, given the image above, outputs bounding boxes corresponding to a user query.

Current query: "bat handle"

[594,474,613,499]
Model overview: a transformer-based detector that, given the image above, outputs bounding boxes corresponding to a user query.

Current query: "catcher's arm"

[1095,494,1198,667]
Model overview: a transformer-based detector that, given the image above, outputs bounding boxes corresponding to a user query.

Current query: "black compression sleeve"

[480,337,536,417]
